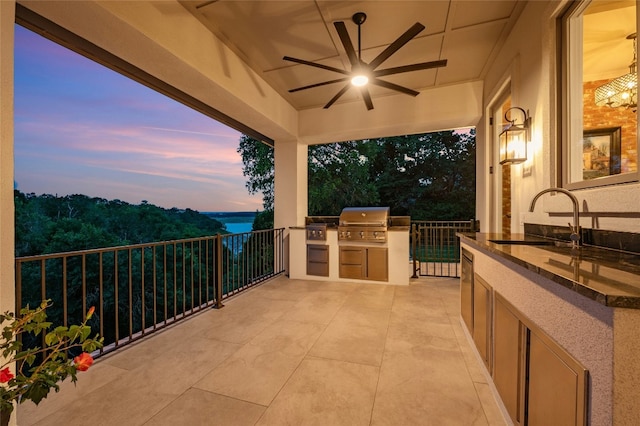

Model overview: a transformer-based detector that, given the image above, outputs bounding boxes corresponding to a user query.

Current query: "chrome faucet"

[529,187,581,248]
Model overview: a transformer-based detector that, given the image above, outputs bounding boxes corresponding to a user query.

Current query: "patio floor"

[18,276,506,426]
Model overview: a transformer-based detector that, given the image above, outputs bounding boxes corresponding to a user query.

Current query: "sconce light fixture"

[499,107,531,165]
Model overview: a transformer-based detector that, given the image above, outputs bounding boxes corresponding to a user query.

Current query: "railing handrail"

[15,229,281,262]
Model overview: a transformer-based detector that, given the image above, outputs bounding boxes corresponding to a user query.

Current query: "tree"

[236,130,476,223]
[237,135,274,211]
[14,190,227,257]
[308,141,380,215]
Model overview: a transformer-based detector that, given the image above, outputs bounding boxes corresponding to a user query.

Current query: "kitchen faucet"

[529,187,581,248]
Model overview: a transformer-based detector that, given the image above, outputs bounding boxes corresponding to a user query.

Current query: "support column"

[273,139,307,274]
[0,1,16,315]
[0,3,17,425]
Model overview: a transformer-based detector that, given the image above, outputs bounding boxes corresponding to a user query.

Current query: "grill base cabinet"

[289,226,409,285]
[339,246,388,281]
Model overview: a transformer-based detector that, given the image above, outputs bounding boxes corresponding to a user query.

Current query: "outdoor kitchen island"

[458,232,640,426]
[289,208,411,285]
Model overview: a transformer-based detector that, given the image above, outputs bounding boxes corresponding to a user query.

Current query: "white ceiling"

[583,1,637,82]
[179,0,526,111]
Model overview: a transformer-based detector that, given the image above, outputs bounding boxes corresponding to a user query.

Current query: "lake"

[224,222,253,234]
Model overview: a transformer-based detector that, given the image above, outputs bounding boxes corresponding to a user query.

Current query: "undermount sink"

[488,239,556,246]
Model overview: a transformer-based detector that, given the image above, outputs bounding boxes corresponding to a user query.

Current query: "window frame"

[560,0,639,190]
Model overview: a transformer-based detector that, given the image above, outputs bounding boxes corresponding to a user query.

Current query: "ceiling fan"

[283,12,447,110]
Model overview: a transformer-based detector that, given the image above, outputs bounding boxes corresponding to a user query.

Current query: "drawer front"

[307,245,329,263]
[339,247,364,265]
[339,264,363,279]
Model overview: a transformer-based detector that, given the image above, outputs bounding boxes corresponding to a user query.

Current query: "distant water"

[224,222,253,234]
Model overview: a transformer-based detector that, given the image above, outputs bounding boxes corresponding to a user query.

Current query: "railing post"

[411,224,419,278]
[214,235,224,309]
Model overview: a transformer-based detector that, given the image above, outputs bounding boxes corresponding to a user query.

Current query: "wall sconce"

[499,107,531,165]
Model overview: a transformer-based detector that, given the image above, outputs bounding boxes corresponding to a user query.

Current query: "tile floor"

[18,276,507,426]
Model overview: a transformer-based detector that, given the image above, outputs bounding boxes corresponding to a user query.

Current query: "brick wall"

[583,80,638,173]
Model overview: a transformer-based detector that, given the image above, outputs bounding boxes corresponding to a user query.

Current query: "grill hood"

[338,207,390,227]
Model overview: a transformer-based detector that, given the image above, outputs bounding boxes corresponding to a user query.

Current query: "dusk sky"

[13,25,263,212]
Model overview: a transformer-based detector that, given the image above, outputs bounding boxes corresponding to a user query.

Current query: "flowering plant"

[0,300,103,416]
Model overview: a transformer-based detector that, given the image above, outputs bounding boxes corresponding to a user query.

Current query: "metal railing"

[15,229,285,358]
[411,220,479,278]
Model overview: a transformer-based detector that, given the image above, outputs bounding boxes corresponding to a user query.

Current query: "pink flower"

[0,367,14,383]
[74,353,94,372]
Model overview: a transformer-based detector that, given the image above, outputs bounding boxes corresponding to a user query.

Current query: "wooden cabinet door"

[366,247,388,281]
[460,250,473,332]
[528,329,588,426]
[472,274,491,371]
[493,294,525,425]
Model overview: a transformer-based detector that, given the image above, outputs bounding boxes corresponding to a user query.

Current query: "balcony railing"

[15,229,285,358]
[411,220,479,278]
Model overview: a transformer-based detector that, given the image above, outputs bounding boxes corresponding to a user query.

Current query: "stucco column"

[273,139,307,274]
[1,3,16,425]
[0,1,16,315]
[274,139,308,228]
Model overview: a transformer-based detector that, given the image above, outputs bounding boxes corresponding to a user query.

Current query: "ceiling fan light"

[351,75,369,87]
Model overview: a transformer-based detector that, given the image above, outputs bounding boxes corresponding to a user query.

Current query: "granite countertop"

[458,232,640,309]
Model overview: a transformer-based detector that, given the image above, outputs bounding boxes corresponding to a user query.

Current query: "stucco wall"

[477,0,640,234]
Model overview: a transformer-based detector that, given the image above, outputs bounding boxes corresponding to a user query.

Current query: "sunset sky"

[13,24,263,212]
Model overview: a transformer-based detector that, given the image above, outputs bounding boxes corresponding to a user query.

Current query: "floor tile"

[372,346,488,426]
[309,321,388,366]
[194,341,304,405]
[17,362,128,426]
[145,388,265,426]
[256,357,379,426]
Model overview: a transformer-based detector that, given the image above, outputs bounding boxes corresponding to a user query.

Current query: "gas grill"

[338,207,390,243]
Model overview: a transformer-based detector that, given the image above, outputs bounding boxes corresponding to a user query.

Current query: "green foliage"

[252,210,274,231]
[308,141,380,215]
[0,301,103,414]
[238,130,476,220]
[14,192,227,257]
[237,135,274,211]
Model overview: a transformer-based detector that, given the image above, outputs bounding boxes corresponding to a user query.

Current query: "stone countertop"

[458,232,640,309]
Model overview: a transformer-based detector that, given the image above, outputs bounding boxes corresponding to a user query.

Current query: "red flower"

[73,353,94,372]
[87,306,95,319]
[0,367,14,383]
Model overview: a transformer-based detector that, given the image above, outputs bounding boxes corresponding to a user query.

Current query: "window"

[561,0,638,189]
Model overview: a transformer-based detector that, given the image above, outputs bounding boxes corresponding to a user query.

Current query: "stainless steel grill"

[338,207,390,243]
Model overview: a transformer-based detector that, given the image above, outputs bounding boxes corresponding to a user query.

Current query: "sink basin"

[488,239,556,246]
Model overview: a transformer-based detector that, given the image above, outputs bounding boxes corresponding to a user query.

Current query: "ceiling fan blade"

[324,83,352,109]
[334,21,359,67]
[370,78,419,97]
[368,23,425,70]
[283,56,350,76]
[374,59,448,77]
[288,77,350,93]
[360,87,374,110]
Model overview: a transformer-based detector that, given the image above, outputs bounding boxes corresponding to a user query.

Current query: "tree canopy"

[238,130,476,224]
[14,191,227,257]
